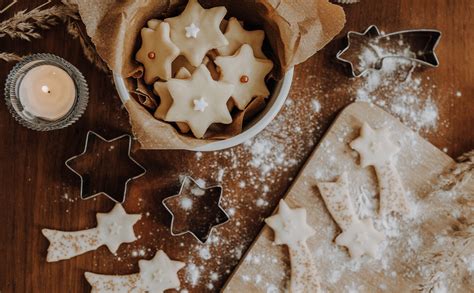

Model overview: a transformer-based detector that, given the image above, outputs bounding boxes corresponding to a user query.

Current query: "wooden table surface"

[0,0,472,292]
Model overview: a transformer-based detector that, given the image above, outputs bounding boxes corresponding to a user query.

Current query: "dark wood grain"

[0,0,473,292]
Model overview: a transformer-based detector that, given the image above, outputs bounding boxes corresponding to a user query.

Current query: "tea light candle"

[18,64,76,121]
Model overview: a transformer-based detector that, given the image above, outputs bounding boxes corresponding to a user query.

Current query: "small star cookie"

[165,0,228,67]
[165,65,234,138]
[265,199,315,247]
[215,44,273,110]
[136,22,180,83]
[154,67,191,133]
[217,17,266,58]
[349,122,400,167]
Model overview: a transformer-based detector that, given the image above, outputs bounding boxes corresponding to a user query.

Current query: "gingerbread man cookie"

[136,22,180,83]
[215,44,273,110]
[165,65,234,138]
[154,67,191,133]
[217,17,266,58]
[165,0,228,67]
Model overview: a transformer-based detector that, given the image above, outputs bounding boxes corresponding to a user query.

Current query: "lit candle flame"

[41,85,50,94]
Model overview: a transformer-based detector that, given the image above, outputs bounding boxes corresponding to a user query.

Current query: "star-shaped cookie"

[154,67,191,133]
[335,219,385,259]
[265,199,315,247]
[138,250,186,292]
[96,204,142,253]
[349,122,400,167]
[165,0,228,67]
[215,44,273,110]
[165,65,234,138]
[217,17,266,58]
[85,250,185,293]
[136,22,180,83]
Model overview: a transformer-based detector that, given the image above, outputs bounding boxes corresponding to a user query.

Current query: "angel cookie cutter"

[65,131,146,203]
[336,25,441,77]
[162,176,230,243]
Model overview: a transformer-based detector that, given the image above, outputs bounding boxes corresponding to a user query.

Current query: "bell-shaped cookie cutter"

[65,131,146,203]
[336,25,441,77]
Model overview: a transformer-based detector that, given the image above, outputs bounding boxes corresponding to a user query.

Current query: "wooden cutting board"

[223,102,457,292]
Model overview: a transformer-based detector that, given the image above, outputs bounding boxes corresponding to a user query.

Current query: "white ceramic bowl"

[113,68,293,151]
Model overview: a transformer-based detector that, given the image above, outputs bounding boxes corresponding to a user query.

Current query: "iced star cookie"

[217,17,266,58]
[85,250,185,292]
[164,0,228,67]
[42,204,141,262]
[136,22,180,83]
[154,67,191,133]
[215,44,273,110]
[165,65,234,138]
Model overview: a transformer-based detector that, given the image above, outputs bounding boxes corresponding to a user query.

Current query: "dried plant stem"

[65,19,109,73]
[0,52,22,62]
[0,5,78,41]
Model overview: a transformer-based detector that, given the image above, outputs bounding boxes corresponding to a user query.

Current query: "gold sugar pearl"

[240,75,249,83]
[148,52,156,59]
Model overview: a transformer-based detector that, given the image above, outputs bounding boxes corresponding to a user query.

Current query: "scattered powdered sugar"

[186,263,202,287]
[180,197,193,210]
[352,39,441,133]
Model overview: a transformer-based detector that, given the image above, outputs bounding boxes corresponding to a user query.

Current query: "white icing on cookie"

[42,204,141,262]
[265,199,321,292]
[350,122,411,216]
[316,173,385,259]
[185,23,200,38]
[193,97,208,112]
[85,250,185,293]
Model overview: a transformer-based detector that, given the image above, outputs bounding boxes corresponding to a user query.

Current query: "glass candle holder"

[4,53,89,131]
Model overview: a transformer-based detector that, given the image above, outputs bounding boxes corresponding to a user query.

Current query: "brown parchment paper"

[74,0,345,149]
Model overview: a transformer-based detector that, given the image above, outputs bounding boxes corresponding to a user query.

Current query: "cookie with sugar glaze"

[217,17,266,59]
[136,22,180,83]
[165,0,228,67]
[215,44,273,110]
[154,67,192,133]
[165,65,234,138]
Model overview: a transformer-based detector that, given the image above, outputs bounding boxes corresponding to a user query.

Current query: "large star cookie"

[136,22,180,83]
[165,65,234,138]
[165,0,228,67]
[154,67,191,133]
[217,17,266,58]
[215,44,273,110]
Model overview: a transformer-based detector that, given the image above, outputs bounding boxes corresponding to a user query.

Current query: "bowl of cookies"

[76,0,345,150]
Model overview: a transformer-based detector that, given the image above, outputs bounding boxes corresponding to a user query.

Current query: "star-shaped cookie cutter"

[65,131,146,203]
[336,25,441,77]
[162,176,230,243]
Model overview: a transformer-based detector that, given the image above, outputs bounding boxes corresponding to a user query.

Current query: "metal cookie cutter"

[336,25,441,77]
[65,131,146,203]
[162,176,230,244]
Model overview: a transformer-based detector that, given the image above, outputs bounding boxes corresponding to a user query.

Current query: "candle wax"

[19,65,76,121]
